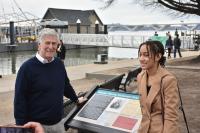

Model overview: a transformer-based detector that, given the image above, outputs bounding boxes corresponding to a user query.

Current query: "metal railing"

[1,33,195,49]
[61,33,195,49]
[62,34,151,48]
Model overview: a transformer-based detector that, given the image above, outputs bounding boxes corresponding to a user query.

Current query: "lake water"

[108,47,138,59]
[0,47,108,75]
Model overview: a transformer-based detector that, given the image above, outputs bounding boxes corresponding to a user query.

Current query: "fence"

[61,34,195,49]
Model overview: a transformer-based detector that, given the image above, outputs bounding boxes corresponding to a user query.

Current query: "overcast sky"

[1,0,200,25]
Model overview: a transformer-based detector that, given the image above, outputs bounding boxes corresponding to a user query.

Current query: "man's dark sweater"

[14,57,78,125]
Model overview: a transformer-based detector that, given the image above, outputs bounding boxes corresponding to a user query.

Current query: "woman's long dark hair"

[138,40,166,67]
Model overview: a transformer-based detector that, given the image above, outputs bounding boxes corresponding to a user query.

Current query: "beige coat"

[137,66,180,133]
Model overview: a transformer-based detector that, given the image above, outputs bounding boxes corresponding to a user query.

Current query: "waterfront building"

[41,8,105,34]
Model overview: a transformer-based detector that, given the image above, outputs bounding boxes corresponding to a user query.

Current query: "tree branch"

[158,0,200,15]
[100,0,200,16]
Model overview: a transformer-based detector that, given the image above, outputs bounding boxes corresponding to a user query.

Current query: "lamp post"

[95,20,99,34]
[76,19,81,34]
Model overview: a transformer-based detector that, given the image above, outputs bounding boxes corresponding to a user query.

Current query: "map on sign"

[74,89,142,133]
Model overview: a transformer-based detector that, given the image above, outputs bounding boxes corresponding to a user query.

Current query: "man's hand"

[77,97,87,104]
[23,122,44,133]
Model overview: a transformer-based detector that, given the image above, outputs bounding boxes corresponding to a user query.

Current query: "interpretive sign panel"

[68,88,142,133]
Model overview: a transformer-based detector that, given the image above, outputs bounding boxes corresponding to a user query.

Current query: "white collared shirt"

[36,52,54,64]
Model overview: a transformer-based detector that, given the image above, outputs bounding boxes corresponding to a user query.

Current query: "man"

[14,28,86,133]
[173,34,182,58]
[154,31,158,36]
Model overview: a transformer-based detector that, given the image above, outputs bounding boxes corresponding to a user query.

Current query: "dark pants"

[174,48,182,58]
[167,48,172,58]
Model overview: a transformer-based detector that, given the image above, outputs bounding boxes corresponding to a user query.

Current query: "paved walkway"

[0,50,199,93]
[0,50,199,125]
[167,65,200,70]
[0,59,138,93]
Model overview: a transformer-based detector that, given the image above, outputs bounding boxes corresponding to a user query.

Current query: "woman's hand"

[23,122,44,133]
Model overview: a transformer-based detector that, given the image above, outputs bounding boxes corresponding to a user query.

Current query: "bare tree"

[102,0,200,16]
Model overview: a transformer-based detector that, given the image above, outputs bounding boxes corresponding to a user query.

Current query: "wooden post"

[9,21,15,45]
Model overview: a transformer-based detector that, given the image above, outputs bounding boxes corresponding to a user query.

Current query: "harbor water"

[0,47,108,75]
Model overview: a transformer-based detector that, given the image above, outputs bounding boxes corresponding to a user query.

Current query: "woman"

[57,40,66,62]
[137,41,180,133]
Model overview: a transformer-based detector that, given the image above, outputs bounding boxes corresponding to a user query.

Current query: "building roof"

[40,19,68,28]
[42,8,103,25]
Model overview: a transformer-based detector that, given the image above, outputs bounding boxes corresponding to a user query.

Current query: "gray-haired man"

[14,28,86,133]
